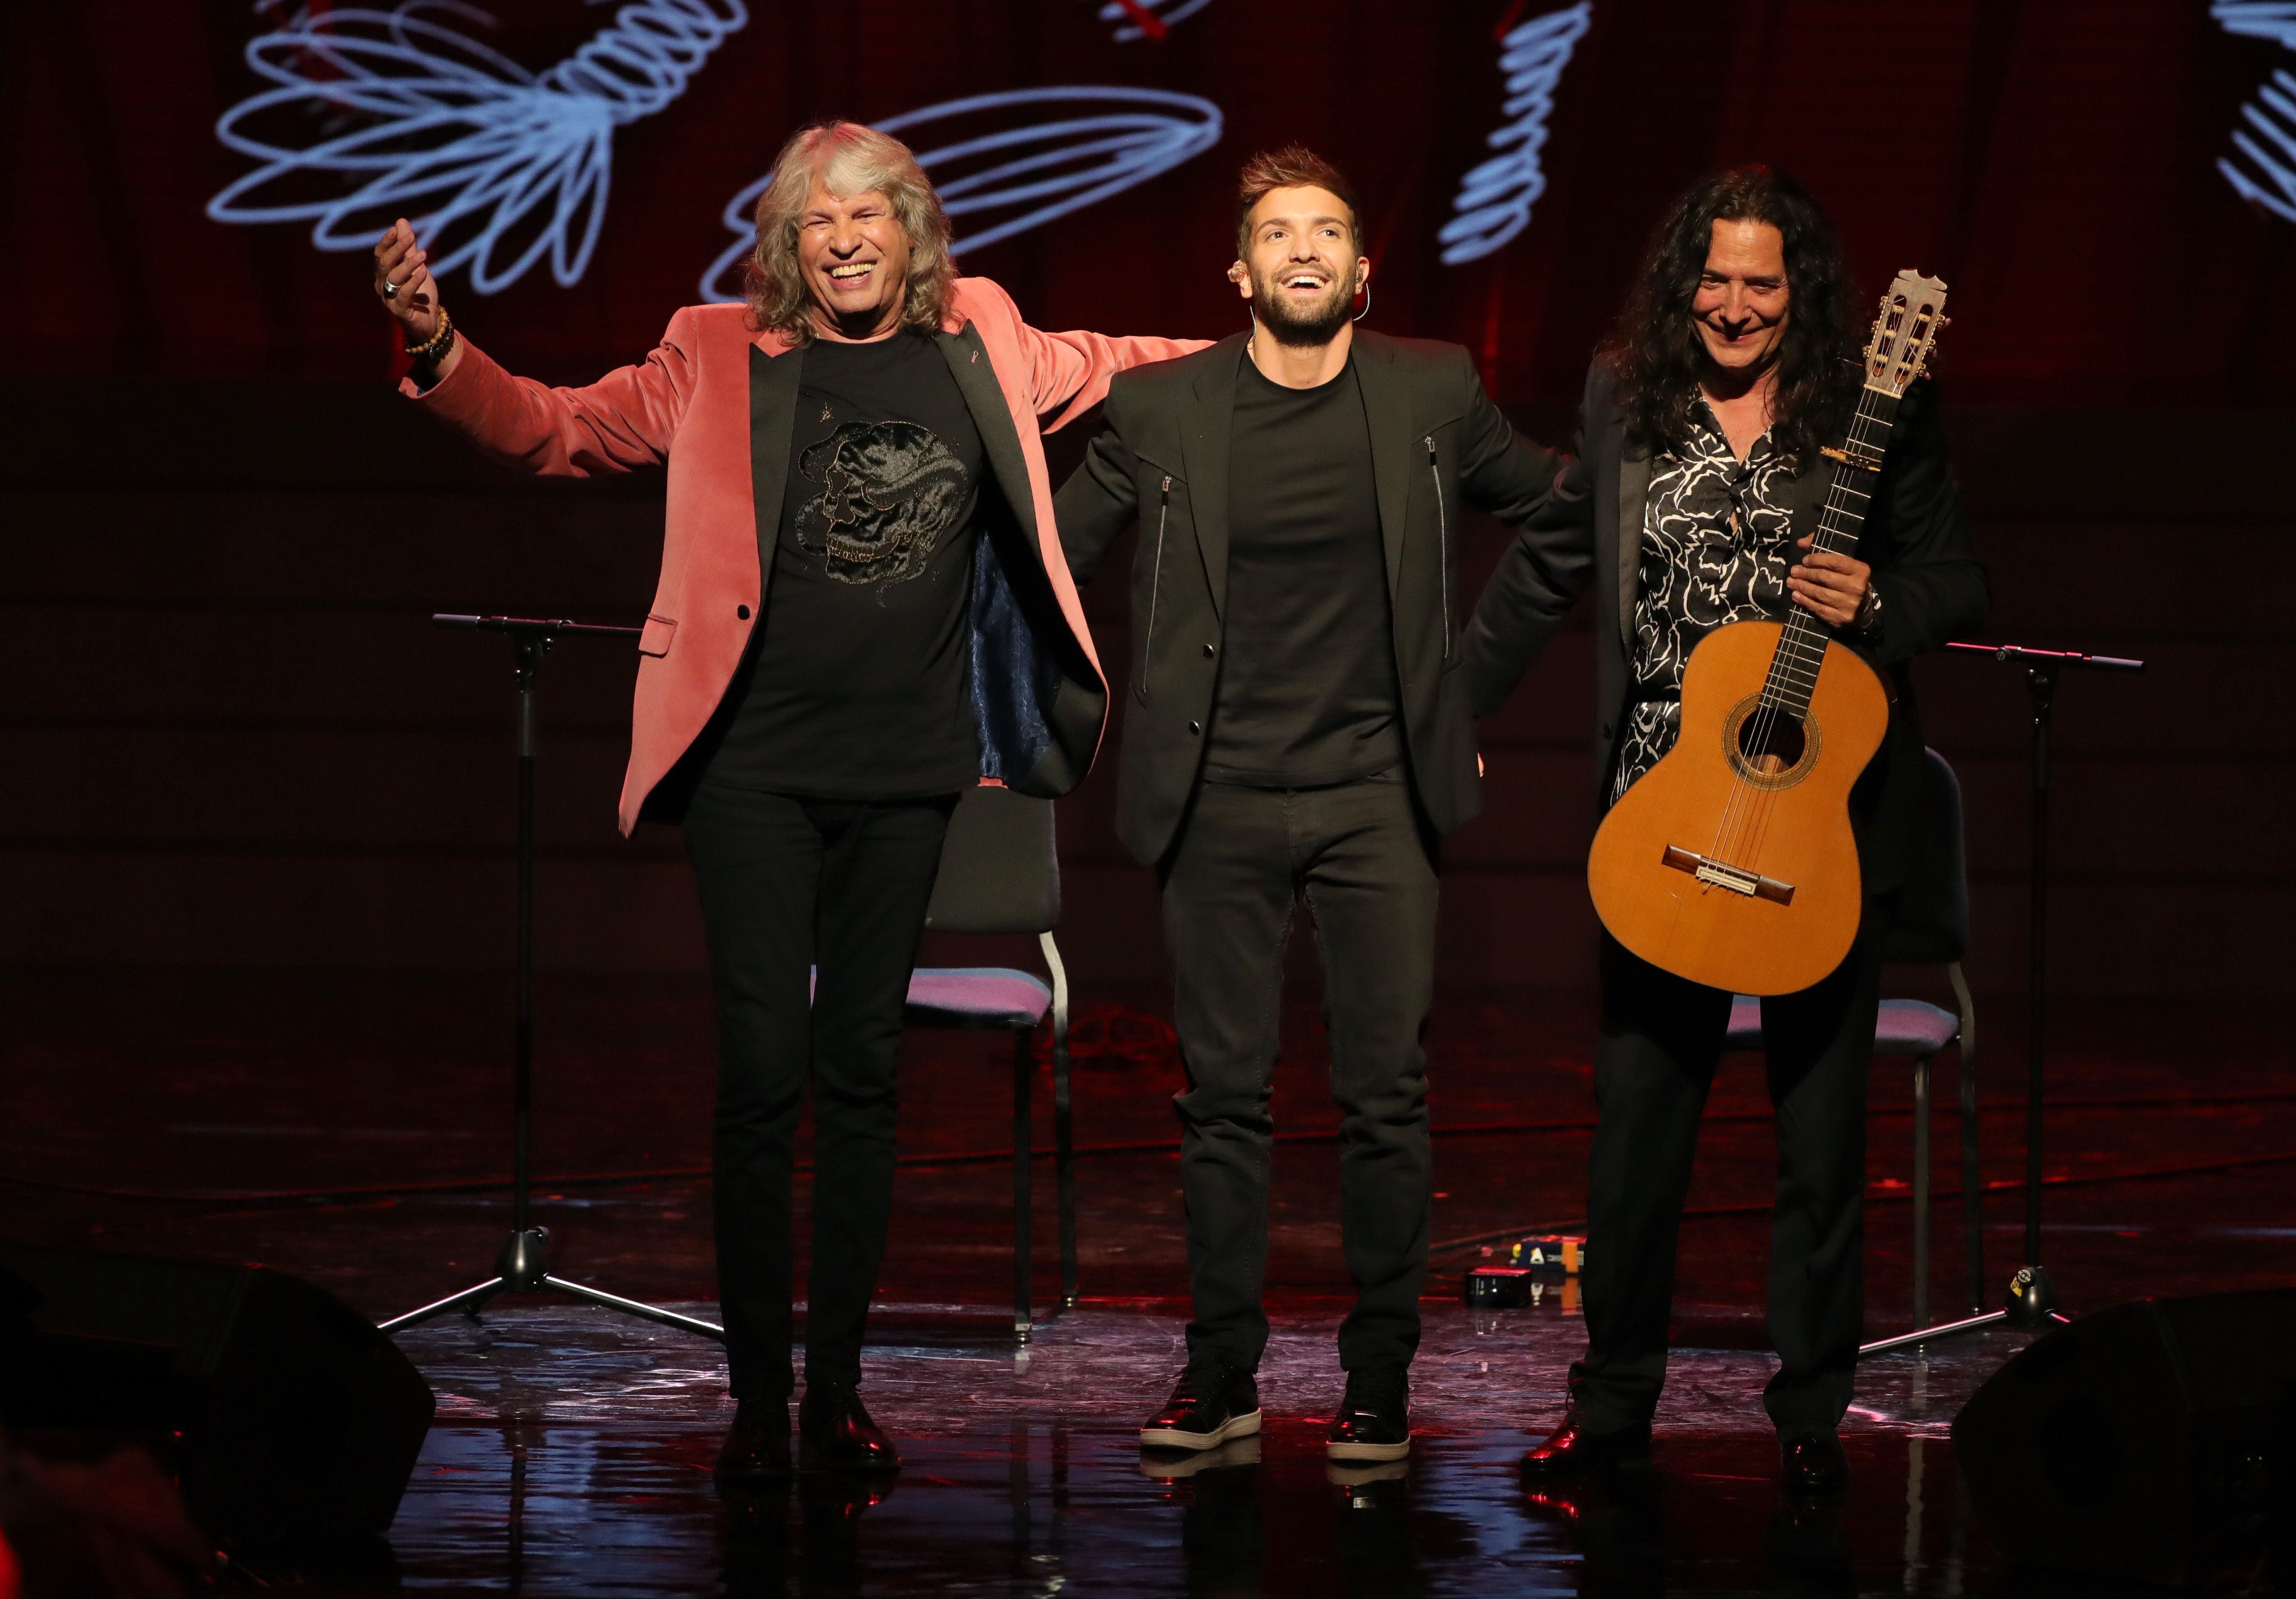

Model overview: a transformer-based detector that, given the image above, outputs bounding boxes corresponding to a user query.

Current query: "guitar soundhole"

[1722,698,1822,788]
[1738,711,1806,775]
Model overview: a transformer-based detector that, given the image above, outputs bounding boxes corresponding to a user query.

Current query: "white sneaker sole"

[1139,1407,1262,1452]
[1139,1435,1262,1480]
[1326,1435,1411,1462]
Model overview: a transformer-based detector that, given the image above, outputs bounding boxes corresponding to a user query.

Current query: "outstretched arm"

[1467,456,1596,718]
[1052,393,1143,589]
[1458,356,1596,716]
[965,277,1209,432]
[1454,353,1568,525]
[375,218,688,477]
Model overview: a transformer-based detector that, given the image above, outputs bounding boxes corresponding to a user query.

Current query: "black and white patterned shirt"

[1613,401,1797,803]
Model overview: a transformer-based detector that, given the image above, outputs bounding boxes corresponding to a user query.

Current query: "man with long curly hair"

[1469,165,1987,1494]
[371,120,1202,1482]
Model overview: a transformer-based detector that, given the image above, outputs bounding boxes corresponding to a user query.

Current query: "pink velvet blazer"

[408,277,1202,833]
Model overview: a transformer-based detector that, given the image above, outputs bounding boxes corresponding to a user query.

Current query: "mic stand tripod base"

[382,613,726,1352]
[378,1224,727,1342]
[1857,1264,2068,1357]
[2002,1263,2059,1328]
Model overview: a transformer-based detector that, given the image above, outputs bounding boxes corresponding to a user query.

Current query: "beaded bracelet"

[406,308,456,366]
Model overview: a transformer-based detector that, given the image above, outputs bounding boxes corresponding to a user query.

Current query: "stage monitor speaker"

[0,1243,436,1548]
[1952,1288,2296,1586]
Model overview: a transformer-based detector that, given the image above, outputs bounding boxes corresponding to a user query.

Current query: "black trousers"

[680,782,955,1399]
[1572,899,1891,1437]
[1160,771,1440,1375]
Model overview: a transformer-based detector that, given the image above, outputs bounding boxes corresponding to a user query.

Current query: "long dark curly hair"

[1607,165,1858,467]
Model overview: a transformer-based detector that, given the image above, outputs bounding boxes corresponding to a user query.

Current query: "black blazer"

[1055,331,1567,865]
[1467,358,1989,892]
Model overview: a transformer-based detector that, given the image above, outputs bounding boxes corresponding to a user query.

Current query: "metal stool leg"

[1012,1025,1034,1344]
[1912,1052,1933,1333]
[1040,933,1076,1311]
[1950,961,1984,1315]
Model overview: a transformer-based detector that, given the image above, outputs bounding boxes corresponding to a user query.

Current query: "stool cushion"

[1725,995,1959,1057]
[1874,998,1960,1056]
[903,967,1052,1030]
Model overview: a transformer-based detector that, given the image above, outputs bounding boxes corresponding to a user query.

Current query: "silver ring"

[382,279,399,300]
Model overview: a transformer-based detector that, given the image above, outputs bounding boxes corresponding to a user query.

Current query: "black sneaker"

[1326,1365,1411,1461]
[1137,1433,1262,1481]
[1139,1358,1261,1451]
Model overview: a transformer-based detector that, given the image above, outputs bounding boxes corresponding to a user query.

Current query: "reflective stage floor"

[5,971,2295,1594]
[380,1298,2009,1598]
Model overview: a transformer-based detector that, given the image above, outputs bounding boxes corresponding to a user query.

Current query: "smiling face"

[1690,217,1791,376]
[1233,184,1368,348]
[795,180,913,340]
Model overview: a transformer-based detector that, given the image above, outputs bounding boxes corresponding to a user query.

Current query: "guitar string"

[1733,385,1892,871]
[1708,400,1862,864]
[1723,392,1883,870]
[1707,390,1876,865]
[1709,382,1893,876]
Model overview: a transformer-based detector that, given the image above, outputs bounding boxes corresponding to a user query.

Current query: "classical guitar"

[1585,270,1949,997]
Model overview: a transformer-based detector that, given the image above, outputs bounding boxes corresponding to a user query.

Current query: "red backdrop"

[9,0,2293,405]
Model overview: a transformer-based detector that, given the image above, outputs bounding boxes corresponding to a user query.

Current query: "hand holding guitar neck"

[1788,536,1872,629]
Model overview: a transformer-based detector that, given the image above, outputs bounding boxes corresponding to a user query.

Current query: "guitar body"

[1587,621,1890,997]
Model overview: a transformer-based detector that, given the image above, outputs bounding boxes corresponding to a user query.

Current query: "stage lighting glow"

[2215,1,2296,221]
[208,0,747,294]
[1438,2,1591,266]
[1093,0,1215,45]
[702,87,1223,302]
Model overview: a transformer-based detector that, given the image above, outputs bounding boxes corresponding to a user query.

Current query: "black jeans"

[1159,771,1440,1375]
[680,782,955,1399]
[1572,897,1892,1437]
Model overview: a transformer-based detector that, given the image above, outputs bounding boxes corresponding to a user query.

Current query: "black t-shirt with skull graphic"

[706,328,985,798]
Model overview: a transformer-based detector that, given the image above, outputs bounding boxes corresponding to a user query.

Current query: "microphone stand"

[379,615,724,1344]
[1858,641,2142,1358]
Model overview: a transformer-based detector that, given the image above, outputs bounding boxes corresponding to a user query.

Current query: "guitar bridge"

[1662,845,1796,906]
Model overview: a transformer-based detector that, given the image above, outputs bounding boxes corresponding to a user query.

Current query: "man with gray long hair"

[372,120,1202,1481]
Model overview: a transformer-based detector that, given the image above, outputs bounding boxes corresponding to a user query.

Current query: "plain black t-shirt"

[1204,355,1402,787]
[703,329,985,798]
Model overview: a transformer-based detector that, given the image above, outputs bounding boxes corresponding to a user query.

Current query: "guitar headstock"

[1864,271,1949,397]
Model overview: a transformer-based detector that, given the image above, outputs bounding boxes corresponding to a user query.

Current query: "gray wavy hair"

[746,120,956,342]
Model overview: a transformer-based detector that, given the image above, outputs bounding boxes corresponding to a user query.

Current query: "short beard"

[1250,270,1353,348]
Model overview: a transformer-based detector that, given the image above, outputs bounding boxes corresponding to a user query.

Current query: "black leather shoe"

[1780,1430,1849,1496]
[798,1381,901,1474]
[1139,1358,1261,1452]
[1327,1365,1411,1461]
[714,1396,792,1482]
[1519,1408,1653,1476]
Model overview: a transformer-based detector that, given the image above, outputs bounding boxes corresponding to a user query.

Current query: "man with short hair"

[1056,146,1568,1463]
[371,119,1202,1481]
[1470,165,1986,1494]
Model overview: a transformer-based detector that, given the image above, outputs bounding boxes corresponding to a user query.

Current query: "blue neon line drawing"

[1093,0,1216,44]
[702,86,1222,303]
[2215,0,2296,221]
[208,0,747,293]
[1439,2,1592,266]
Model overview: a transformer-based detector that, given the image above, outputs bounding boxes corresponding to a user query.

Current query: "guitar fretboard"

[1758,385,1903,719]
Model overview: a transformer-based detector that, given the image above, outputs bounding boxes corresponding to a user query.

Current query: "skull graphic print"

[795,420,972,585]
